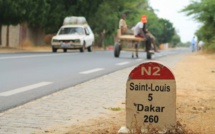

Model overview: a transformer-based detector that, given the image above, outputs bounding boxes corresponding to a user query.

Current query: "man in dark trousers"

[132,15,153,53]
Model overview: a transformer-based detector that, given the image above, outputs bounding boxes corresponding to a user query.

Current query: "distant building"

[159,43,169,50]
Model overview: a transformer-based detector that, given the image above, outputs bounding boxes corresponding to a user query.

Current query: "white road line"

[135,59,143,62]
[80,68,104,74]
[0,82,53,97]
[0,54,72,60]
[116,62,130,66]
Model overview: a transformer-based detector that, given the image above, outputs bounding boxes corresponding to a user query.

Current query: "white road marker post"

[118,61,176,133]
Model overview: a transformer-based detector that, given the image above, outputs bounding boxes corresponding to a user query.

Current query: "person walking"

[190,36,197,52]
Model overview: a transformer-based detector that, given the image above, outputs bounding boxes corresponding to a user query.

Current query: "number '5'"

[148,93,153,101]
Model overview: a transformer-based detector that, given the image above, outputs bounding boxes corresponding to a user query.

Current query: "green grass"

[103,107,121,111]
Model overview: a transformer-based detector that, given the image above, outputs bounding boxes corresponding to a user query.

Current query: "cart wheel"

[146,52,152,59]
[114,42,121,57]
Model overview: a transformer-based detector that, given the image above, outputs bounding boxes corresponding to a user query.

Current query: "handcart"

[114,29,152,59]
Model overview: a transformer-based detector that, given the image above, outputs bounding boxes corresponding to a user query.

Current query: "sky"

[149,0,201,43]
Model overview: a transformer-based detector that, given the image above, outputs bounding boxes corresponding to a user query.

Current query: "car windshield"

[59,27,84,35]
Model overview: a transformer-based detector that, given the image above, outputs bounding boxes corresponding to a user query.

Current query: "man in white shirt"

[133,21,144,37]
[133,15,158,52]
[133,15,152,53]
[132,15,147,38]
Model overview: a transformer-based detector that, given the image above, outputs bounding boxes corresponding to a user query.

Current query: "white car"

[51,24,94,52]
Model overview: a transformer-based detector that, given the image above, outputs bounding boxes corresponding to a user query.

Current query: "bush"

[104,35,114,47]
[44,34,54,45]
[204,38,215,52]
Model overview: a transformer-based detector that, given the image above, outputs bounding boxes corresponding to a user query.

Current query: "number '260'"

[144,115,159,123]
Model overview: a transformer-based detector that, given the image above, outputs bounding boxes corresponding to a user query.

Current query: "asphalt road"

[0,48,189,112]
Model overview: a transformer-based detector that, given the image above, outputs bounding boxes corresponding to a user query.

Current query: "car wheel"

[87,45,92,52]
[87,42,94,52]
[52,47,57,53]
[63,49,67,52]
[80,42,85,52]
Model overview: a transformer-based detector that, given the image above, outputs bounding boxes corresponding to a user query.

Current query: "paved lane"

[0,48,189,112]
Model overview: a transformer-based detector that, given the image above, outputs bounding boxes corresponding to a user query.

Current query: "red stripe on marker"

[129,62,175,80]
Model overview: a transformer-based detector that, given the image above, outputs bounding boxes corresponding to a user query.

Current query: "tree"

[156,19,175,44]
[0,0,178,48]
[171,33,181,47]
[26,0,50,28]
[182,0,215,50]
[45,0,73,33]
[181,0,215,43]
[84,0,149,46]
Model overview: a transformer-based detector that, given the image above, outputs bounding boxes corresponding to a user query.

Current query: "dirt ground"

[37,52,215,134]
[0,46,51,52]
[174,52,215,133]
[0,45,105,53]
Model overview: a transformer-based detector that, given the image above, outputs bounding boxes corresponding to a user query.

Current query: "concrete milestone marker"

[119,61,176,133]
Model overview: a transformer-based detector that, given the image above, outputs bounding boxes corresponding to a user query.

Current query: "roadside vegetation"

[182,0,215,52]
[0,0,179,48]
[1,0,215,52]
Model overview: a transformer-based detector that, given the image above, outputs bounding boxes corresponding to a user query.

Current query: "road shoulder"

[39,52,215,134]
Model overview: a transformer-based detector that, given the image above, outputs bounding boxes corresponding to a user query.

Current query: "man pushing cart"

[115,14,156,59]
